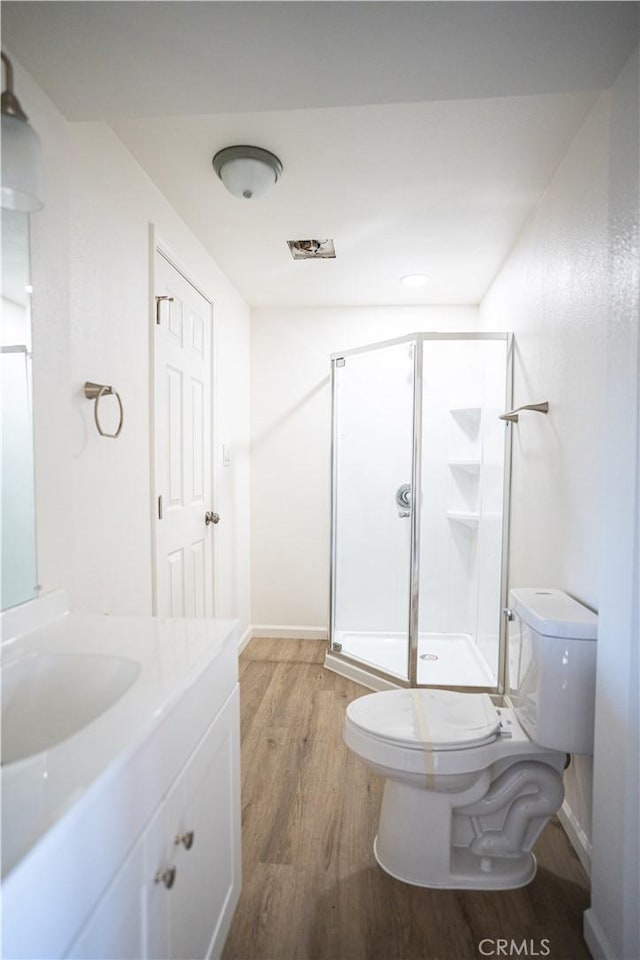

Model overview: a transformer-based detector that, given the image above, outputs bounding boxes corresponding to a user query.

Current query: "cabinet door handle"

[175,830,195,850]
[154,866,177,889]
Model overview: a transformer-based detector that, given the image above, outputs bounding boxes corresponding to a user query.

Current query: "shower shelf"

[446,511,480,527]
[447,511,501,527]
[448,459,481,473]
[449,406,481,437]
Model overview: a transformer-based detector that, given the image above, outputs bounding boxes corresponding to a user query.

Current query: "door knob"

[175,830,195,850]
[154,866,177,889]
[205,511,220,526]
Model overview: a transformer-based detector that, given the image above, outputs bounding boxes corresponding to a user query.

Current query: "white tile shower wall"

[419,339,506,681]
[479,93,610,858]
[250,306,478,629]
[420,341,483,639]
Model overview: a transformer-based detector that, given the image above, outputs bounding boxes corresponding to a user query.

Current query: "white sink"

[1,652,141,765]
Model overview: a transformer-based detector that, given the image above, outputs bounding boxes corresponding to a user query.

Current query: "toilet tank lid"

[509,588,597,640]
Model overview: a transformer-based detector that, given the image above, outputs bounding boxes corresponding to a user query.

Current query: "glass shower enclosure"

[327,332,512,692]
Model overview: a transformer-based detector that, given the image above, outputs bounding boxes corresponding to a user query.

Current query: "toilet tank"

[507,588,598,754]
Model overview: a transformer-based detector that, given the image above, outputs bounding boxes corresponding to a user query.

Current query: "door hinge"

[158,495,163,520]
[155,295,174,325]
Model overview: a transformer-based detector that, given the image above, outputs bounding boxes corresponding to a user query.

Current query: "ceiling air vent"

[287,239,336,260]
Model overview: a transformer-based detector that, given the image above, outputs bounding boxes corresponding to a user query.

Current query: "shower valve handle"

[395,484,412,512]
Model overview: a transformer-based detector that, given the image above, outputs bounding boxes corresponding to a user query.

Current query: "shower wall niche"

[328,333,512,692]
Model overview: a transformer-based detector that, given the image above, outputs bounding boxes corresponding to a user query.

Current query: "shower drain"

[420,653,439,662]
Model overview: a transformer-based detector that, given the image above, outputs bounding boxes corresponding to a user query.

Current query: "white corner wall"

[478,90,610,862]
[479,93,610,611]
[7,56,252,634]
[585,49,639,960]
[479,50,640,960]
[250,305,478,631]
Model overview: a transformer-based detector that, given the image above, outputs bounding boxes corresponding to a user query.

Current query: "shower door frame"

[328,331,514,694]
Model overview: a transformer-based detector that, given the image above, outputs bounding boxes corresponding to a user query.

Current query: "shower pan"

[326,332,513,693]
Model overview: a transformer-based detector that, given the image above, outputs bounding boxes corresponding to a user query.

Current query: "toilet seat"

[346,689,501,751]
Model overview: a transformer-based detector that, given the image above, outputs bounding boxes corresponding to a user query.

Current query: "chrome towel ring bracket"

[84,381,124,439]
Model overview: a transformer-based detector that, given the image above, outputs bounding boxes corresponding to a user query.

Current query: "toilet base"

[374,835,538,890]
[372,767,559,890]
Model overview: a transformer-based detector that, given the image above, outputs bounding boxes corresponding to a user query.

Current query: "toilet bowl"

[343,589,598,890]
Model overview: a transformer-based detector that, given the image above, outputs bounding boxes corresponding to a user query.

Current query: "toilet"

[343,588,597,890]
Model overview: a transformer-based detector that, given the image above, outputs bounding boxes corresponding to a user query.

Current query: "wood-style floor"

[223,639,591,960]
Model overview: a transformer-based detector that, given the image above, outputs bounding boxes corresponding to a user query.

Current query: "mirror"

[1,208,37,609]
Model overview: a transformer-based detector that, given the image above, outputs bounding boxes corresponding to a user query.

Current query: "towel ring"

[84,381,124,438]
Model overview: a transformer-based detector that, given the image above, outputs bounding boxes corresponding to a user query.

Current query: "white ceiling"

[4,2,638,306]
[111,93,597,305]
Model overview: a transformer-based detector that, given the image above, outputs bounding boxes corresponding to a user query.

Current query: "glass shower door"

[330,338,415,682]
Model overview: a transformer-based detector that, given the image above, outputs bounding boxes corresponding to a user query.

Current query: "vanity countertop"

[1,609,239,881]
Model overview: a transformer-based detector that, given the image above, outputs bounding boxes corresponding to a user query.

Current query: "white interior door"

[153,250,215,618]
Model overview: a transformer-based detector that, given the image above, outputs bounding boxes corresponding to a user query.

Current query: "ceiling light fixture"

[400,274,430,288]
[1,52,43,212]
[212,145,283,200]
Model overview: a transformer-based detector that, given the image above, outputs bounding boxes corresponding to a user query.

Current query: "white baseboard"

[237,626,253,654]
[250,625,328,640]
[584,908,617,960]
[557,799,592,875]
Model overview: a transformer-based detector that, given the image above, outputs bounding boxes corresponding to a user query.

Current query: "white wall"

[479,94,609,615]
[585,49,639,960]
[250,306,478,629]
[68,123,251,627]
[478,73,633,899]
[7,56,252,635]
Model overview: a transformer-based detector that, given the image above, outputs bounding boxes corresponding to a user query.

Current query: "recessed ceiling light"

[400,274,430,288]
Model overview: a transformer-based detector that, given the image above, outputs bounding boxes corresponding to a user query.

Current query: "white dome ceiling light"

[212,145,283,200]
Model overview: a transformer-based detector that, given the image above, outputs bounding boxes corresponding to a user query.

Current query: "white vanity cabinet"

[66,687,241,960]
[165,689,240,960]
[64,832,147,960]
[1,611,242,960]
